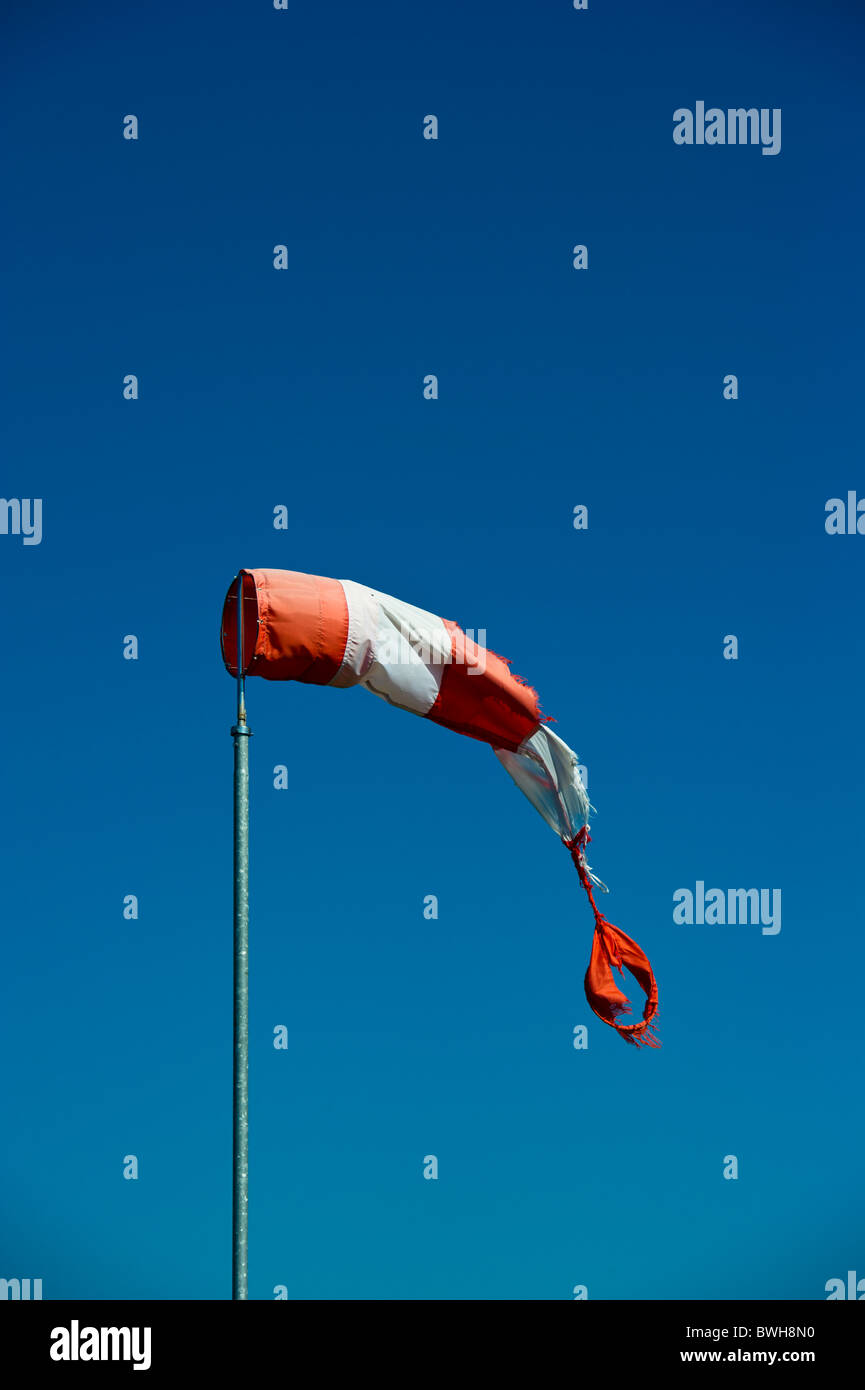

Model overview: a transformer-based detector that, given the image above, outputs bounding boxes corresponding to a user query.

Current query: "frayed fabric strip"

[565,826,661,1049]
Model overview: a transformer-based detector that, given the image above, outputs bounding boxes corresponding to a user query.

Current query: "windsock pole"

[231,573,250,1299]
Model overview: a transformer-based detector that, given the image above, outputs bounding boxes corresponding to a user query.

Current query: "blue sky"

[2,0,863,1299]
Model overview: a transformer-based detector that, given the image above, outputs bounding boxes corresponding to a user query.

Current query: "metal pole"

[232,573,250,1299]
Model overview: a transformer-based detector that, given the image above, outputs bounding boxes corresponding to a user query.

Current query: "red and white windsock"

[221,568,660,1048]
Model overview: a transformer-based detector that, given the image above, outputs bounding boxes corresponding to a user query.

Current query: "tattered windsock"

[221,568,660,1048]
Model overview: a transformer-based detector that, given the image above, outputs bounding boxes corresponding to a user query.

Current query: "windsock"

[221,568,659,1048]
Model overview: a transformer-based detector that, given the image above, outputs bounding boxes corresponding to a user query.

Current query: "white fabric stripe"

[332,579,452,716]
[494,726,592,845]
[329,579,378,687]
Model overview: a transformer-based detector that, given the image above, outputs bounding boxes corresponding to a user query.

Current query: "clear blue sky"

[2,0,863,1300]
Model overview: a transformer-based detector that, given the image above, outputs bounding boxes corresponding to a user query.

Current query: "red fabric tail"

[564,826,660,1049]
